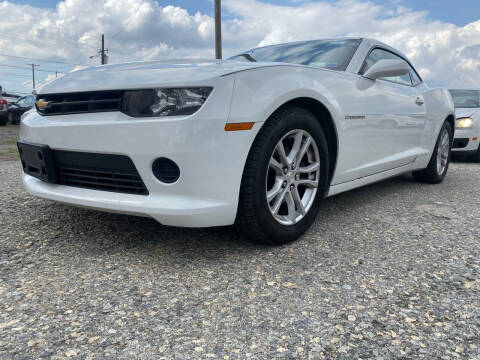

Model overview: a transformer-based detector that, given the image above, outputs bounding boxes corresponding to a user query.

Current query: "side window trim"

[359,46,423,87]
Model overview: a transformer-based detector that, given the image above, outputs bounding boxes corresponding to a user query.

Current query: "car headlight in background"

[456,117,474,129]
[121,87,213,117]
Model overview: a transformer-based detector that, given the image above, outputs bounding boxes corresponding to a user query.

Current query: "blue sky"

[10,0,480,26]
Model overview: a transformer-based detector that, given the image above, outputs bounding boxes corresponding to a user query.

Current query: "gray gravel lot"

[0,125,19,160]
[0,156,479,359]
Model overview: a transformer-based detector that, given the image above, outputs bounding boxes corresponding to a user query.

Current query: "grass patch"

[0,138,18,146]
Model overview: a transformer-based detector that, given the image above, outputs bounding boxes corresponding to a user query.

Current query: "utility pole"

[29,64,39,89]
[101,34,108,65]
[214,0,222,59]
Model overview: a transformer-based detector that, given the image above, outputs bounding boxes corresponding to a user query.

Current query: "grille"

[52,150,148,195]
[37,90,124,116]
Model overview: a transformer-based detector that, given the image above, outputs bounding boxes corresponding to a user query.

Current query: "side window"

[410,69,422,86]
[361,48,412,86]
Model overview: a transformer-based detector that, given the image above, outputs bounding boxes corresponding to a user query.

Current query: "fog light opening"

[152,158,180,184]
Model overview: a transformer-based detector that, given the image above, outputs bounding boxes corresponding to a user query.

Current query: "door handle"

[415,97,424,106]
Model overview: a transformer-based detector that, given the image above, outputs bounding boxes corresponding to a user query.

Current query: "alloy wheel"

[436,128,450,176]
[266,129,320,225]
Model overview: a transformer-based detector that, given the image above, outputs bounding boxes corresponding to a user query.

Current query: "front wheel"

[236,106,329,245]
[413,121,453,183]
[469,145,480,163]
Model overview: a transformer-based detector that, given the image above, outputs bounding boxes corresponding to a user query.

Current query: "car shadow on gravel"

[39,201,265,255]
[31,173,422,259]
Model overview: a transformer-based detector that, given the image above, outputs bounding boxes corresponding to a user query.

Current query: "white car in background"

[18,38,454,245]
[449,89,480,161]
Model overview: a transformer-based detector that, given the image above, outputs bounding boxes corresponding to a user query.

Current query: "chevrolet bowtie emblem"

[36,99,51,110]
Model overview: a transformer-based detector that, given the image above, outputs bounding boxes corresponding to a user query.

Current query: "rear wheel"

[413,121,452,183]
[0,115,7,126]
[7,112,15,125]
[236,106,329,245]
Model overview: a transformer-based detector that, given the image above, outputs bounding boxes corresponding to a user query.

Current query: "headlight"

[456,117,474,129]
[121,87,212,117]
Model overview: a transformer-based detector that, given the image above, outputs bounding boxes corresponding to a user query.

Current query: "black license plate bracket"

[17,141,57,182]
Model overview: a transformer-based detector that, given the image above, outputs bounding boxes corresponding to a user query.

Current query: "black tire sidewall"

[251,108,329,243]
[434,121,453,182]
[474,146,480,163]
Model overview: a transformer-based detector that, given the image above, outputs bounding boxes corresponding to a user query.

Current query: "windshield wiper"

[236,53,257,62]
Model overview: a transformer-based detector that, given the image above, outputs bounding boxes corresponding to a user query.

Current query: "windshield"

[449,89,480,108]
[229,39,362,71]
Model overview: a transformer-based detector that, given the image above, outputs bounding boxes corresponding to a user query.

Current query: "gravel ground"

[0,125,19,160]
[0,157,479,359]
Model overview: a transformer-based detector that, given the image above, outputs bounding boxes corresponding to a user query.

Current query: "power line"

[7,87,33,94]
[0,73,32,79]
[0,64,64,74]
[0,78,32,84]
[0,33,90,49]
[111,0,145,39]
[0,53,85,66]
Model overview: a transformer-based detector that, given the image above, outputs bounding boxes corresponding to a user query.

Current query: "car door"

[349,48,426,179]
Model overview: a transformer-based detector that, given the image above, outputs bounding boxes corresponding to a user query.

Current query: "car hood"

[455,108,480,119]
[36,59,282,94]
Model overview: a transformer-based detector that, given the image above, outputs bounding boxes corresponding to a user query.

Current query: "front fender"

[226,66,349,127]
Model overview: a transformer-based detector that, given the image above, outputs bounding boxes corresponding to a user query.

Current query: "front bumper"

[20,100,261,227]
[452,128,480,153]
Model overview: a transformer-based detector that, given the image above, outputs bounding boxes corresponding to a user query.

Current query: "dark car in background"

[6,95,35,124]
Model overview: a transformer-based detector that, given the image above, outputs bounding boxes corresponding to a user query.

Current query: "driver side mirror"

[363,59,410,80]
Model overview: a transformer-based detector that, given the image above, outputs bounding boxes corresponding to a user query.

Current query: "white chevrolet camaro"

[449,89,480,161]
[18,38,455,245]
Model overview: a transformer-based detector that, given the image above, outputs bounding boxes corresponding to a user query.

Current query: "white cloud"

[0,0,479,91]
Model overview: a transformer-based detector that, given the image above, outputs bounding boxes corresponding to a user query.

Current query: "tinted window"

[229,39,361,71]
[449,89,480,108]
[362,48,412,86]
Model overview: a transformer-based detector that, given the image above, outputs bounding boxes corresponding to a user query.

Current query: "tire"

[469,146,480,163]
[236,106,329,245]
[413,121,453,183]
[0,115,7,126]
[7,112,14,125]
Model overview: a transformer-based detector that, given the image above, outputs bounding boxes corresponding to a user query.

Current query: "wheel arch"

[264,97,339,185]
[445,114,455,135]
